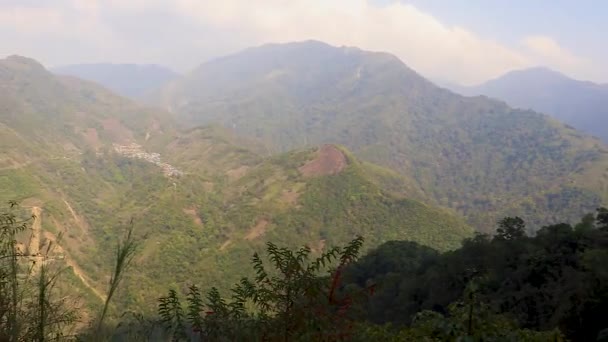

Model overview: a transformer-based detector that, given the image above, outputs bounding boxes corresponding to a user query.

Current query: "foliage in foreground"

[156,236,369,341]
[0,202,138,342]
[343,208,608,341]
[150,234,571,341]
[4,199,608,341]
[0,201,78,341]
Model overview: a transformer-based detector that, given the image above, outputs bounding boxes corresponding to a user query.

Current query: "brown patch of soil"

[20,197,43,207]
[183,207,203,226]
[42,231,64,254]
[102,117,133,143]
[226,165,249,181]
[299,145,347,177]
[82,128,101,149]
[27,207,42,256]
[245,219,269,240]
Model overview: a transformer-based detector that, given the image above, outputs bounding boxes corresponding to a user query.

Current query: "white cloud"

[0,0,603,84]
[170,0,532,84]
[521,35,598,80]
[0,7,64,33]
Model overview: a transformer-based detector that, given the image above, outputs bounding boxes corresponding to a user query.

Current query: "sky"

[0,0,606,85]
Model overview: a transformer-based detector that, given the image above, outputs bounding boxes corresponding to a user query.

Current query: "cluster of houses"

[113,143,183,177]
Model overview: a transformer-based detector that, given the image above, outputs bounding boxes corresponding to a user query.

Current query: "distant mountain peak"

[1,55,48,73]
[450,65,608,143]
[495,66,570,83]
[183,40,425,100]
[512,66,561,74]
[261,39,332,48]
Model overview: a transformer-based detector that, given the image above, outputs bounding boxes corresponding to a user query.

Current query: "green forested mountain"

[0,54,180,309]
[2,46,608,341]
[0,55,170,164]
[158,41,608,231]
[0,55,472,314]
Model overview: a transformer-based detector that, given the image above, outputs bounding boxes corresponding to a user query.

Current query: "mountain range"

[450,67,608,143]
[2,40,608,314]
[156,41,608,230]
[0,53,472,311]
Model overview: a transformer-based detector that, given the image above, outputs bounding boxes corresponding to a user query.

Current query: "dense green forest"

[132,208,608,341]
[3,201,607,341]
[0,55,472,311]
[343,210,608,341]
[143,208,606,341]
[158,41,608,231]
[2,47,608,341]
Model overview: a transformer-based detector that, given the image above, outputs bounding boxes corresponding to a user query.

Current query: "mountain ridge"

[0,54,473,312]
[450,67,608,143]
[157,40,608,230]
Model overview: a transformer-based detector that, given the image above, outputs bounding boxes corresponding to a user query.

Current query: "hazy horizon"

[2,1,607,86]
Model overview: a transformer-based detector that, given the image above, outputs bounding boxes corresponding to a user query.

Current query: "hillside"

[0,55,181,309]
[111,142,472,309]
[158,41,608,230]
[451,67,608,143]
[0,56,171,160]
[0,55,472,312]
[52,63,179,99]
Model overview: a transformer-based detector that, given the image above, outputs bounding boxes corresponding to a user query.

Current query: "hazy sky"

[1,0,606,85]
